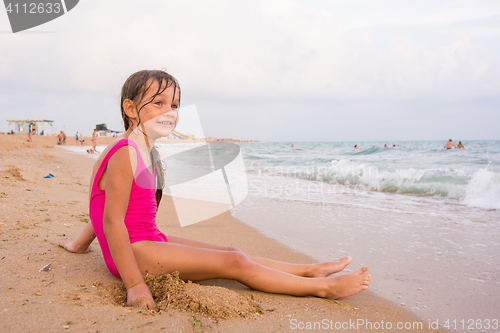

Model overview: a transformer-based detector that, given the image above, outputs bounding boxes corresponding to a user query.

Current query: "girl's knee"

[226,251,253,271]
[225,246,244,253]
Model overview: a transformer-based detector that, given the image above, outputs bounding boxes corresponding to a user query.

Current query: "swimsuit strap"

[92,139,142,193]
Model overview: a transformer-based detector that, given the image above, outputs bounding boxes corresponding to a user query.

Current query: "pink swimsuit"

[89,139,167,277]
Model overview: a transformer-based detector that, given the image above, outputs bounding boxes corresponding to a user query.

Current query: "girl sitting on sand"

[63,69,370,308]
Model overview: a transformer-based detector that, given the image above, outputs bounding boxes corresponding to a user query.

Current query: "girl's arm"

[61,222,96,253]
[103,146,154,309]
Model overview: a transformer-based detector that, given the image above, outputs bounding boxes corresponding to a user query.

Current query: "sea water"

[230,141,500,329]
[237,140,500,209]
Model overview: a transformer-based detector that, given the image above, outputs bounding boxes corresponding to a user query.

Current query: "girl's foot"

[59,241,91,253]
[323,267,371,299]
[311,257,352,277]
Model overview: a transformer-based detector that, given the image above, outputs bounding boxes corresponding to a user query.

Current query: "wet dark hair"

[120,69,181,208]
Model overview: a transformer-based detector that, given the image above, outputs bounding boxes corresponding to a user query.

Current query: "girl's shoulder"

[92,138,139,175]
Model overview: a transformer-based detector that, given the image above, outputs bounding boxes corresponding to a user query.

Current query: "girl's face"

[134,79,180,140]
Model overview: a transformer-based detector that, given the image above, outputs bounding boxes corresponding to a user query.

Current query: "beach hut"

[6,119,54,135]
[95,123,121,137]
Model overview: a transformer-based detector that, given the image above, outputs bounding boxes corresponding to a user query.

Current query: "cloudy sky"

[1,0,499,141]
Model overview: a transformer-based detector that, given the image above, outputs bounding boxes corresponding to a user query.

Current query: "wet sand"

[0,134,448,332]
[232,193,500,329]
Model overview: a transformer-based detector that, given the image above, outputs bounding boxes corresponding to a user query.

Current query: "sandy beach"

[0,134,448,332]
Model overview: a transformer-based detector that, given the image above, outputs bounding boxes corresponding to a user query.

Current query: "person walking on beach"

[92,128,98,149]
[76,131,79,143]
[58,131,67,145]
[444,139,456,149]
[63,69,370,309]
[57,131,63,145]
[457,141,466,149]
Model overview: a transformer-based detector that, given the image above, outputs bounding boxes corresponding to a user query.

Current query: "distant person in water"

[354,145,358,149]
[392,144,398,149]
[86,147,99,154]
[457,141,466,149]
[291,144,294,148]
[384,144,388,148]
[444,139,456,149]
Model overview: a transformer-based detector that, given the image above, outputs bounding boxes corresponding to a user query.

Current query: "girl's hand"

[59,241,91,253]
[127,282,155,309]
[59,222,96,253]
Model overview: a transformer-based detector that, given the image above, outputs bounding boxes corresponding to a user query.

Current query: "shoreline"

[0,134,448,332]
[6,134,262,147]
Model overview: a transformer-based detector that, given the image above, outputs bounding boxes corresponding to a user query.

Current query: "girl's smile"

[156,120,174,127]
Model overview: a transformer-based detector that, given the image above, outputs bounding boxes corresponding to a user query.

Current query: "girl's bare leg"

[247,256,352,278]
[131,241,370,299]
[167,235,351,278]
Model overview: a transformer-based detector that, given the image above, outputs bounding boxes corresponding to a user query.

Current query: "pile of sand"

[6,165,25,181]
[107,272,263,319]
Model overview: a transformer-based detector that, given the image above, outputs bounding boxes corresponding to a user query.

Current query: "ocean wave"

[352,146,383,155]
[463,168,500,209]
[246,160,500,209]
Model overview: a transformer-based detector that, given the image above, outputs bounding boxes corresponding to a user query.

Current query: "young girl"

[63,69,370,309]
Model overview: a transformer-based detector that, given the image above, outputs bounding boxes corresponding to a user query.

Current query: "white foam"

[57,145,107,160]
[462,168,500,210]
